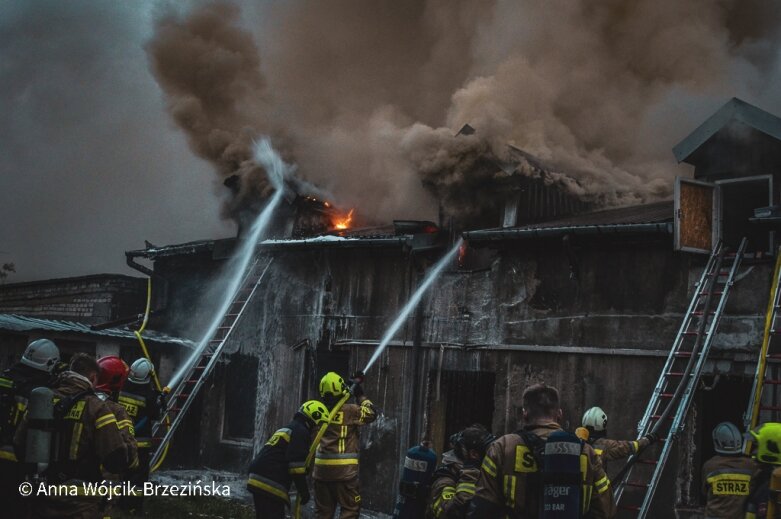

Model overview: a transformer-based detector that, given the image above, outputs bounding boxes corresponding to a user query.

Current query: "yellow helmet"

[300,400,330,425]
[750,422,781,464]
[319,372,348,398]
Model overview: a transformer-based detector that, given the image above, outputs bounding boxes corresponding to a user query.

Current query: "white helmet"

[713,422,743,454]
[582,406,608,432]
[21,339,60,373]
[128,358,154,384]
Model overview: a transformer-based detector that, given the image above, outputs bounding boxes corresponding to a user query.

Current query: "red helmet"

[96,356,130,393]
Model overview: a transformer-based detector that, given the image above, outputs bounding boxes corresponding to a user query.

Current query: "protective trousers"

[314,477,361,519]
[252,492,287,519]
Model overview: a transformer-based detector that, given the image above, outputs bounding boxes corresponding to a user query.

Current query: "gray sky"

[0,1,231,282]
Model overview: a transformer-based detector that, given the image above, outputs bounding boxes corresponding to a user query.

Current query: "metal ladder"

[744,248,781,433]
[615,238,747,518]
[149,255,274,469]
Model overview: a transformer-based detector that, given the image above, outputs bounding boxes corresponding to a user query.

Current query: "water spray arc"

[166,138,289,391]
[149,138,290,470]
[294,239,464,516]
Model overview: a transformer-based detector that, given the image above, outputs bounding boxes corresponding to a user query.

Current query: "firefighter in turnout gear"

[118,357,163,513]
[15,353,130,519]
[428,424,494,519]
[580,406,658,465]
[699,422,757,519]
[468,383,616,519]
[95,356,138,478]
[247,400,330,519]
[313,371,377,519]
[744,422,781,519]
[0,338,60,516]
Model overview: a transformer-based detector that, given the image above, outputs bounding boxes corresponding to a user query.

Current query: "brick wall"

[0,274,146,324]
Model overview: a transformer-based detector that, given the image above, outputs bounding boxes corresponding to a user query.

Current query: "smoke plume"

[148,0,781,223]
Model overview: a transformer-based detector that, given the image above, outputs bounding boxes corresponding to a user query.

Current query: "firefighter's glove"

[294,477,310,505]
[644,432,660,445]
[352,383,365,399]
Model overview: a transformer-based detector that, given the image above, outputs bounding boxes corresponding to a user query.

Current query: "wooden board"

[677,179,716,253]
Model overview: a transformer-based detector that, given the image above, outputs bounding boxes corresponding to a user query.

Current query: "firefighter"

[699,422,757,519]
[580,406,658,465]
[468,383,616,518]
[745,422,781,519]
[118,357,163,513]
[428,424,494,518]
[247,400,330,519]
[15,352,130,519]
[95,356,138,477]
[313,371,377,519]
[0,338,60,516]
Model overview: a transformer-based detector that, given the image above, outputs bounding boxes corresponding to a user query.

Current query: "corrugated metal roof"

[0,314,194,348]
[673,97,781,163]
[513,200,673,230]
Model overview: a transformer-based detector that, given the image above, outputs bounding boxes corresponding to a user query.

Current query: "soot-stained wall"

[182,236,768,517]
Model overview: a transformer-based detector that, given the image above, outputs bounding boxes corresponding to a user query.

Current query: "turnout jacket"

[592,436,650,462]
[118,380,162,443]
[0,362,51,462]
[247,413,312,504]
[97,392,138,475]
[469,422,616,519]
[428,451,479,519]
[700,454,757,519]
[14,371,128,482]
[312,396,377,482]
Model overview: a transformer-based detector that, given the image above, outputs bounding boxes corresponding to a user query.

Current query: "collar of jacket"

[57,371,94,393]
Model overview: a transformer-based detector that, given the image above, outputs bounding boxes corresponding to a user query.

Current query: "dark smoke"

[148,0,781,224]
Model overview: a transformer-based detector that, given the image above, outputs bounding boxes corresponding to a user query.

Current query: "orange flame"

[333,209,354,230]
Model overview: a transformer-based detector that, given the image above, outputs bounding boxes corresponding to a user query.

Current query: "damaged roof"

[673,97,781,164]
[0,313,194,348]
[464,200,673,242]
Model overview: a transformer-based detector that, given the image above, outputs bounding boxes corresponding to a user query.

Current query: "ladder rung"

[185,379,197,384]
[767,354,781,359]
[764,379,781,385]
[169,407,182,412]
[692,311,716,316]
[233,300,247,305]
[626,481,649,488]
[666,372,686,377]
[638,459,658,465]
[659,393,674,398]
[699,291,724,296]
[177,393,190,398]
[619,505,641,511]
[650,414,672,421]
[760,405,781,411]
[674,351,695,356]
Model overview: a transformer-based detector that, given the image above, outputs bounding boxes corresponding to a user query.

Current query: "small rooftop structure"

[673,97,781,181]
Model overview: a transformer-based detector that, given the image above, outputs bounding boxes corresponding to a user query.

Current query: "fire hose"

[292,373,364,519]
[133,277,171,473]
[613,248,725,489]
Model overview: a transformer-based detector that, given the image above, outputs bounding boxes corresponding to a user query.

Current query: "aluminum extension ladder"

[614,238,747,518]
[149,255,274,469]
[744,248,781,432]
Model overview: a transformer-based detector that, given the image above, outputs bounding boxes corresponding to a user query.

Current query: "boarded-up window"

[676,178,717,253]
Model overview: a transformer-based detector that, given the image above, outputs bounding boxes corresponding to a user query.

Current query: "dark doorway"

[427,370,495,456]
[223,354,258,440]
[718,177,772,252]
